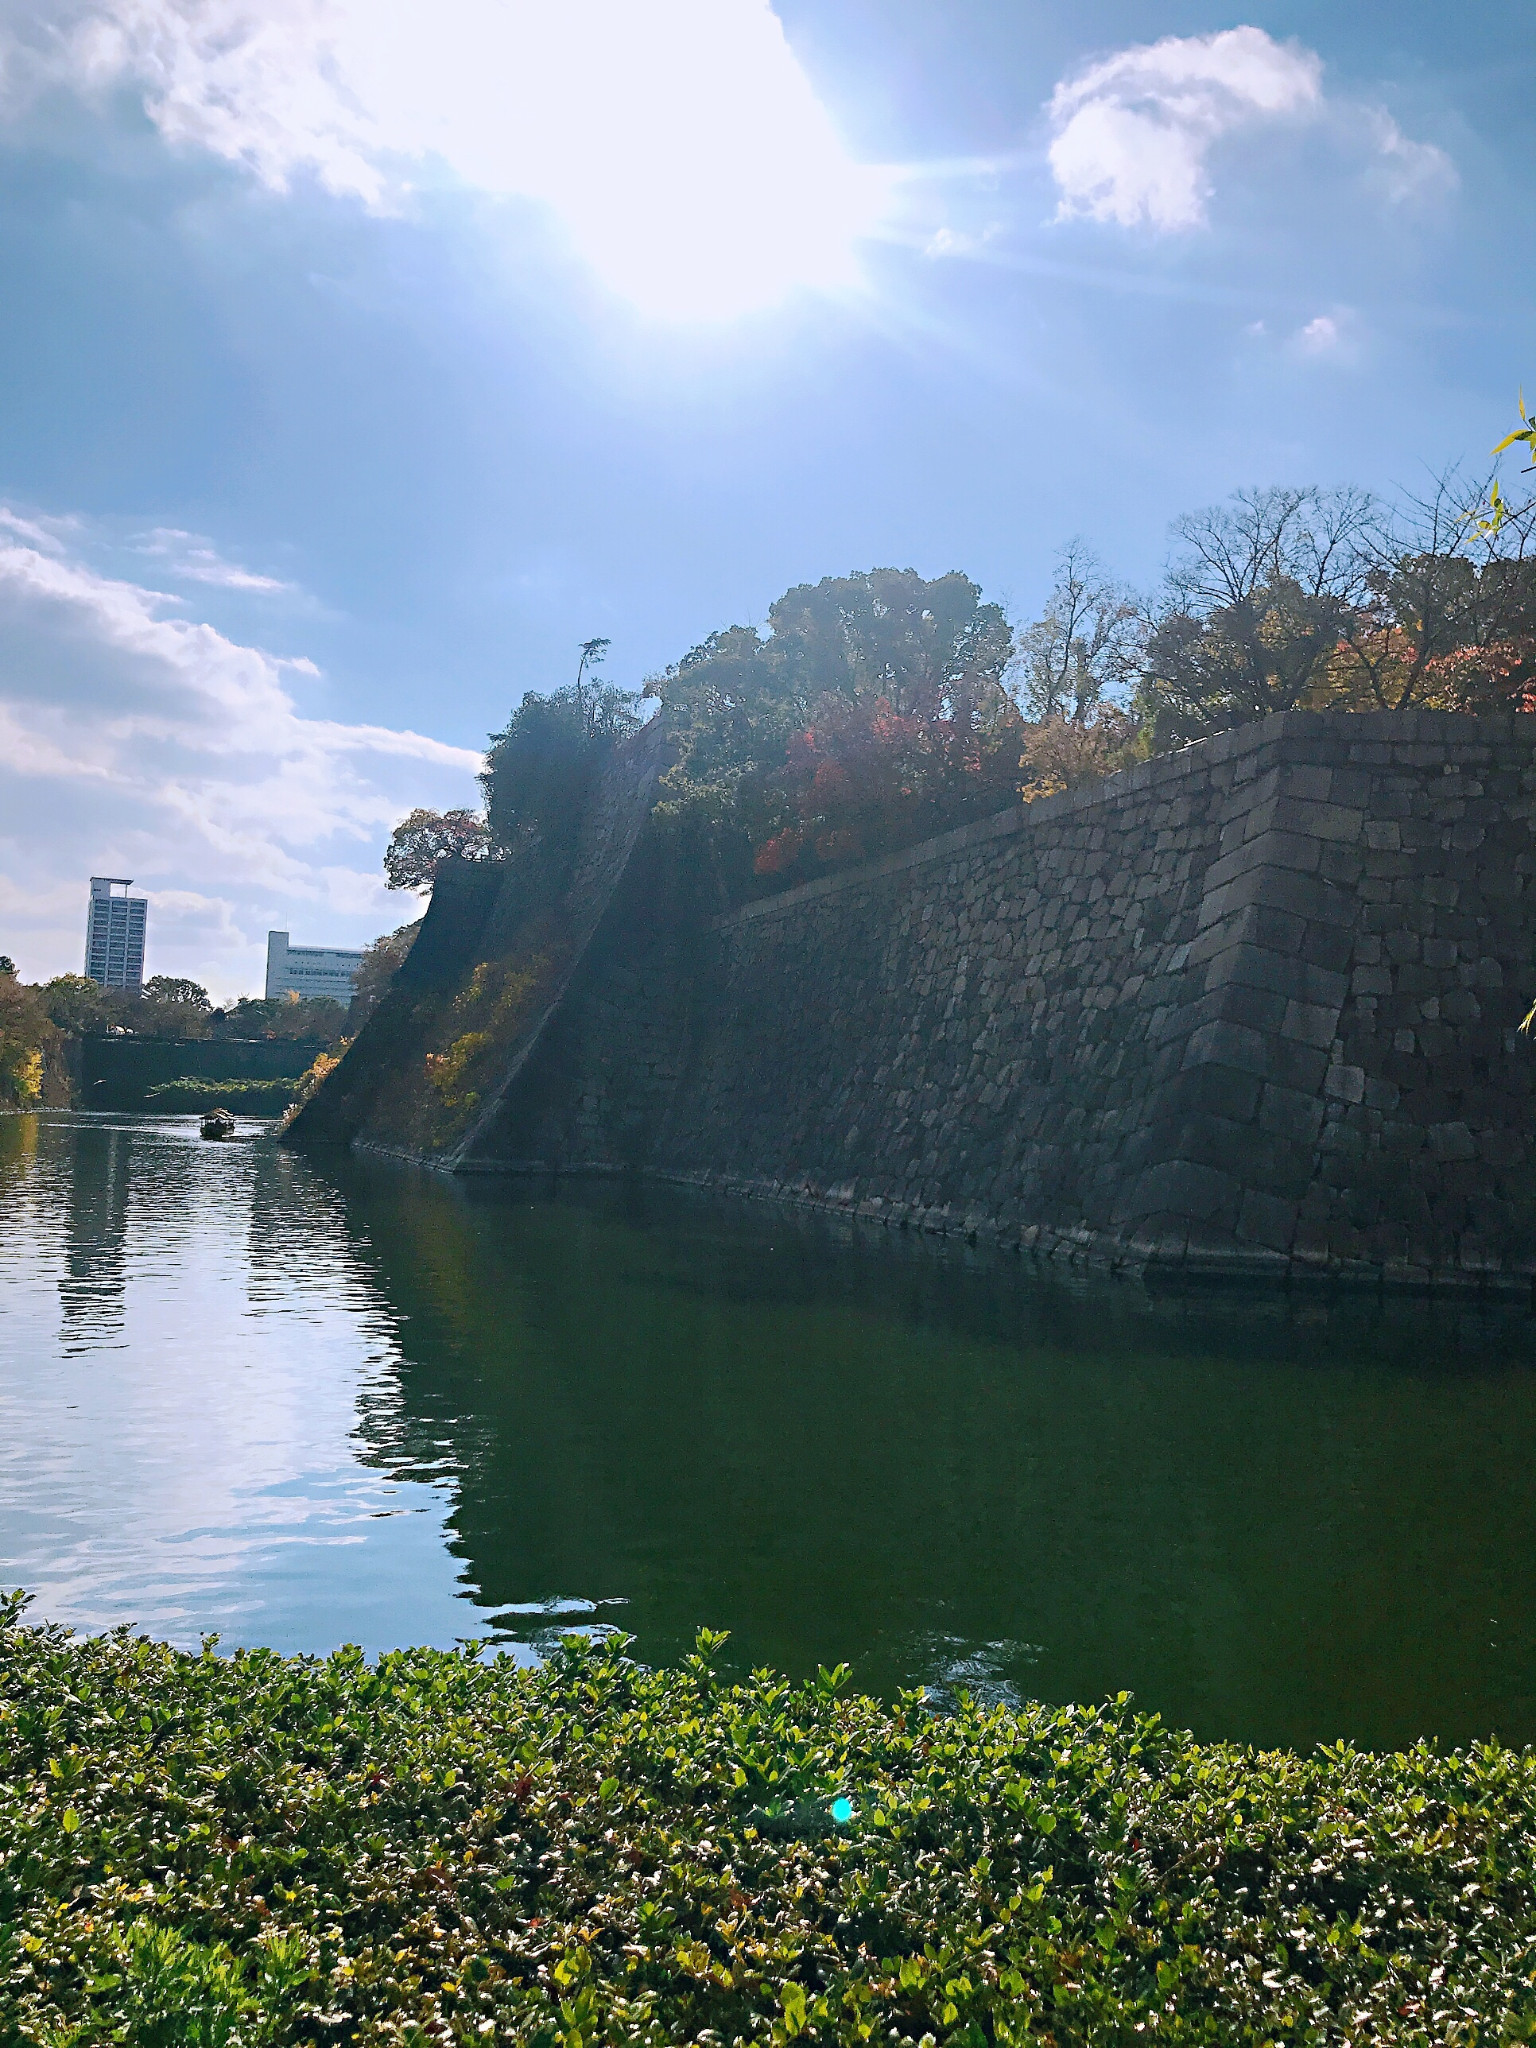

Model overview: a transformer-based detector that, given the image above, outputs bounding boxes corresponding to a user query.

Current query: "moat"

[4,1108,1536,1752]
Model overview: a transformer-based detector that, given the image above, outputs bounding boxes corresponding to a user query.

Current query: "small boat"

[200,1108,238,1140]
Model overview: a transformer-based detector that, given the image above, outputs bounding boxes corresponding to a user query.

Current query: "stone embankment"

[296,710,1536,1290]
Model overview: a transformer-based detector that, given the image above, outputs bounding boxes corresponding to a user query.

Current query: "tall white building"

[84,877,147,991]
[265,930,366,1006]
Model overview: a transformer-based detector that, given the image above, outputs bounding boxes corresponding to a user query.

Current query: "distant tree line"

[0,965,363,1110]
[385,454,1536,919]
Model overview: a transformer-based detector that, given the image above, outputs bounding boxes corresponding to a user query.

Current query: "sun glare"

[342,0,891,320]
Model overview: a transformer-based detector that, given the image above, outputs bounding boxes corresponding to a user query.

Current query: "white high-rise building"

[84,878,147,991]
[265,930,366,1005]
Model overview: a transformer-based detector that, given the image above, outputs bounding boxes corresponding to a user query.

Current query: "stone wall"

[75,1033,331,1111]
[470,711,1536,1291]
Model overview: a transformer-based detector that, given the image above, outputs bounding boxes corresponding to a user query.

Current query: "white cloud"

[1363,108,1457,205]
[0,508,482,991]
[1047,27,1320,230]
[1046,25,1451,233]
[1296,314,1340,355]
[0,0,891,319]
[1290,309,1360,363]
[131,528,295,594]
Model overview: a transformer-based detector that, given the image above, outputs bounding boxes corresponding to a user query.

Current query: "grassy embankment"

[144,1078,304,1118]
[2,1596,1533,2045]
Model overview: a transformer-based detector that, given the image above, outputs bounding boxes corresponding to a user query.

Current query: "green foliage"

[1493,391,1536,474]
[4,1597,1536,2045]
[40,973,132,1036]
[143,977,212,1012]
[144,1078,303,1115]
[212,996,348,1045]
[647,569,1018,898]
[348,920,421,1029]
[0,972,51,1107]
[482,683,642,858]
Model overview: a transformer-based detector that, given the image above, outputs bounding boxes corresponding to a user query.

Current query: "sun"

[351,0,894,321]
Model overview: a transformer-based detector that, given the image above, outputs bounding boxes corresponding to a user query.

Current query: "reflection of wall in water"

[315,1160,1536,1750]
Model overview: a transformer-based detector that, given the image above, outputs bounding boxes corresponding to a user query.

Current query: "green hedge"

[144,1077,300,1115]
[2,1596,1533,2045]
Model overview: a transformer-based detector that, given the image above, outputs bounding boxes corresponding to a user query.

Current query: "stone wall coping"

[713,708,1536,931]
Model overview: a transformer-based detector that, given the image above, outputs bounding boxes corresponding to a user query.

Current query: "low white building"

[265,930,366,1006]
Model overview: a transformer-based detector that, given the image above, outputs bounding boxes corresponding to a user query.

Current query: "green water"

[3,1109,1535,1751]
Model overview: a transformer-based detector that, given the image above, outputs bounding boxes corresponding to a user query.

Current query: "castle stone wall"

[450,711,1536,1289]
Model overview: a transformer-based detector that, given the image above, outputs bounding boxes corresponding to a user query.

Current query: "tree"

[40,974,126,1035]
[349,919,422,1028]
[1325,473,1536,712]
[0,956,15,977]
[1013,541,1144,723]
[384,808,493,893]
[647,568,1020,893]
[1011,542,1146,798]
[214,994,348,1042]
[0,973,54,1106]
[574,636,613,734]
[143,976,210,1008]
[1137,486,1375,747]
[481,682,641,856]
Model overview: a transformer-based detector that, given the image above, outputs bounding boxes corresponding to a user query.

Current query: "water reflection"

[322,1161,1536,1752]
[3,1112,1536,1751]
[58,1124,132,1344]
[0,1114,491,1658]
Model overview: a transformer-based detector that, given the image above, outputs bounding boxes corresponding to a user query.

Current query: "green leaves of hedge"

[3,1592,1536,2044]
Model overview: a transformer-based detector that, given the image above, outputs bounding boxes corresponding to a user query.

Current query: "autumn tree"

[383,808,493,892]
[1324,474,1536,712]
[1014,541,1144,723]
[0,972,52,1106]
[1137,486,1375,747]
[1012,542,1145,794]
[648,568,1021,894]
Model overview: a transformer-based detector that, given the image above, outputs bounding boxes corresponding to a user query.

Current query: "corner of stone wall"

[1106,715,1536,1286]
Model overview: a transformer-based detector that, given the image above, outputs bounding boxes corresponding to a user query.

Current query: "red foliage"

[1422,634,1536,709]
[755,689,1026,881]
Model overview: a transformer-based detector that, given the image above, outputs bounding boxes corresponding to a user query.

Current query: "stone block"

[1259,1081,1326,1145]
[1271,795,1366,842]
[1160,1062,1265,1124]
[1282,998,1343,1048]
[1429,1121,1478,1162]
[1202,829,1322,896]
[1352,963,1393,996]
[1203,941,1348,1008]
[1237,1188,1299,1251]
[1197,863,1355,934]
[1123,1157,1243,1225]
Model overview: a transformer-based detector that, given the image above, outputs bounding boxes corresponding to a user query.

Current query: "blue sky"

[0,0,1531,994]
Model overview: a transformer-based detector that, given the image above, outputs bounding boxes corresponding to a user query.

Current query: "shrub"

[144,1077,302,1116]
[4,1599,1536,2045]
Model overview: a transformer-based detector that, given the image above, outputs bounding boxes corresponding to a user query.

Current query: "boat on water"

[199,1108,238,1140]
